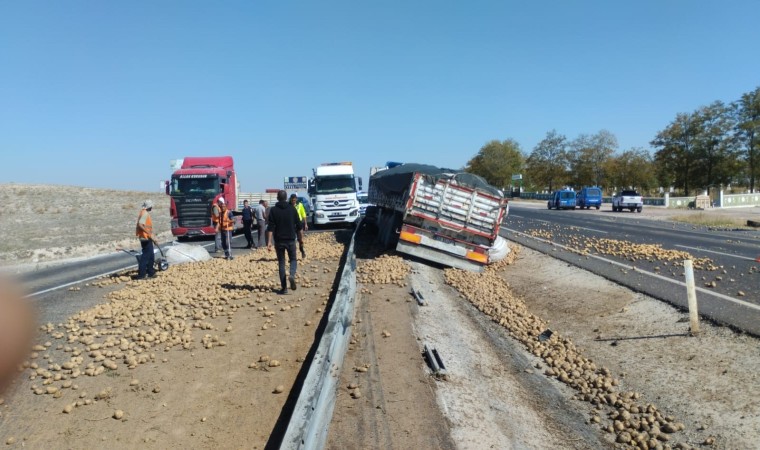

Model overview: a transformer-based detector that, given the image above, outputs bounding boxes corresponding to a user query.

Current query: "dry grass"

[667,212,749,228]
[0,183,170,268]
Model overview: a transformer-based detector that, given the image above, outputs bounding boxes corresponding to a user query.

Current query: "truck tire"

[595,205,600,210]
[547,202,552,210]
[637,207,642,213]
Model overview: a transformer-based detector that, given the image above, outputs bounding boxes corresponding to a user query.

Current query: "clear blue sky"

[2,1,759,192]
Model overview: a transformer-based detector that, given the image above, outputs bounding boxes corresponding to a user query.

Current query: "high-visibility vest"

[210,204,221,224]
[136,209,153,239]
[220,207,234,231]
[295,202,307,222]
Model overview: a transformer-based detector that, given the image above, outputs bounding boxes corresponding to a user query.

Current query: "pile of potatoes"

[356,254,410,286]
[445,262,690,449]
[581,237,716,271]
[17,233,346,414]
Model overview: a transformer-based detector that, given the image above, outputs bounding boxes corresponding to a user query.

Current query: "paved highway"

[18,235,246,325]
[502,203,760,336]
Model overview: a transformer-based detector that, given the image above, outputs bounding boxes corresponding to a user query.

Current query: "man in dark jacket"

[267,190,304,294]
[234,199,255,248]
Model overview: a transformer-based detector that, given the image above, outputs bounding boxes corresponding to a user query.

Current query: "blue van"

[577,187,602,209]
[547,189,576,210]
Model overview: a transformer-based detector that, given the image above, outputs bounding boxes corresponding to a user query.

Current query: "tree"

[607,148,656,194]
[734,87,760,192]
[568,130,617,188]
[691,101,739,195]
[651,113,700,196]
[464,139,524,189]
[525,130,569,192]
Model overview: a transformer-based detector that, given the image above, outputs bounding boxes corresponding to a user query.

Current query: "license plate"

[433,235,455,245]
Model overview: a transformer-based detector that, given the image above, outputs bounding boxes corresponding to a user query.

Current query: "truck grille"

[178,202,212,228]
[318,199,353,211]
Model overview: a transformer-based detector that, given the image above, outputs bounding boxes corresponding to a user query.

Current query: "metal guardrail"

[281,225,359,449]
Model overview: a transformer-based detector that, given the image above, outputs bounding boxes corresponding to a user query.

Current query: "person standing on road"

[135,200,158,279]
[267,190,304,294]
[236,199,254,249]
[290,194,309,232]
[210,197,222,253]
[217,198,235,260]
[254,200,267,248]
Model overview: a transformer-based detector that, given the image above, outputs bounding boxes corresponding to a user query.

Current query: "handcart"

[120,243,169,272]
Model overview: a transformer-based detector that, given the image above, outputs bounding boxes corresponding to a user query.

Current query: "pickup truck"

[612,190,643,212]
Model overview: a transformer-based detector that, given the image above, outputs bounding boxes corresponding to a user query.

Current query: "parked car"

[612,190,643,212]
[547,189,576,210]
[577,186,602,209]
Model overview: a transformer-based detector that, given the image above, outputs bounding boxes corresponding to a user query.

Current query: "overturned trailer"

[367,163,509,272]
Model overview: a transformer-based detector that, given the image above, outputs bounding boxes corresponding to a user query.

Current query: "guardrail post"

[683,260,700,335]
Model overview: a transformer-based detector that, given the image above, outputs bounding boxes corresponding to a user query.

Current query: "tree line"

[465,86,760,196]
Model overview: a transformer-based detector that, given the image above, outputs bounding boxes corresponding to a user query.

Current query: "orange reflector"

[465,251,488,263]
[399,230,422,244]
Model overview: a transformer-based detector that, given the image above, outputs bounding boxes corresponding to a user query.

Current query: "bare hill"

[0,184,172,271]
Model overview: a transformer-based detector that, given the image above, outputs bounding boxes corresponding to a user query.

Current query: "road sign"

[511,174,523,181]
[284,176,308,190]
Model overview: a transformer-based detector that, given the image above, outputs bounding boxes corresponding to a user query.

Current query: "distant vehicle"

[357,191,371,216]
[577,187,602,210]
[308,162,361,227]
[166,156,243,239]
[547,189,576,210]
[612,190,643,212]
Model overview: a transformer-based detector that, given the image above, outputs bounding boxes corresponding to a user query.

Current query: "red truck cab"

[165,156,242,239]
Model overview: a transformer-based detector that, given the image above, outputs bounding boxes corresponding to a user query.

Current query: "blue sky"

[1,1,759,192]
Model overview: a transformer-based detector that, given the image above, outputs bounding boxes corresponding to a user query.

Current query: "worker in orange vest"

[217,198,235,260]
[135,200,158,279]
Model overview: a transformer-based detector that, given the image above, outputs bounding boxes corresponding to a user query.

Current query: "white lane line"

[570,225,608,234]
[26,263,138,298]
[26,238,244,298]
[674,245,757,262]
[504,227,760,312]
[515,216,608,234]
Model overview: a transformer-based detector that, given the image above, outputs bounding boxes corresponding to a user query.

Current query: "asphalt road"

[19,235,248,325]
[503,203,760,336]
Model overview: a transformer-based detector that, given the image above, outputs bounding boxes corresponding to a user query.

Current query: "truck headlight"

[349,209,358,216]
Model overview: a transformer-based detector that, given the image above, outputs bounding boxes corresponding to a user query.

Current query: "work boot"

[289,276,297,291]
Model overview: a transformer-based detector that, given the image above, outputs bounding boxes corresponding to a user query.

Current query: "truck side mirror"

[358,177,363,191]
[165,180,170,196]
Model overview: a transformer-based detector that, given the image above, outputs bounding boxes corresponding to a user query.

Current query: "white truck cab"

[309,162,362,226]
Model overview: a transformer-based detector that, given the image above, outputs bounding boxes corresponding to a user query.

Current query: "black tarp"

[370,163,503,197]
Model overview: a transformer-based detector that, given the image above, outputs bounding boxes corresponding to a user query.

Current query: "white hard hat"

[217,197,225,204]
[142,200,154,209]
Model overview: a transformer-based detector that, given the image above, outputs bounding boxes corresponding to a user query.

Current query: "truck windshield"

[170,176,220,196]
[560,192,575,199]
[314,175,356,194]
